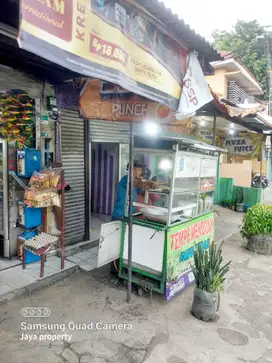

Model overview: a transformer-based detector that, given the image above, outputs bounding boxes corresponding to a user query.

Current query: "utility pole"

[267,34,272,182]
[266,35,272,116]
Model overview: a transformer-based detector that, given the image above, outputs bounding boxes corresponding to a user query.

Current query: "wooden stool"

[22,233,58,278]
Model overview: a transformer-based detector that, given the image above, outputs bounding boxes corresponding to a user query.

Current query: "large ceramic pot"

[247,234,272,255]
[236,203,245,213]
[191,288,219,322]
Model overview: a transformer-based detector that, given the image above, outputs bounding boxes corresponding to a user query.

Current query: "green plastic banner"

[166,212,214,300]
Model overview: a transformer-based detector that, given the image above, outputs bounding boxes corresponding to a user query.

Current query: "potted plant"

[191,242,231,321]
[235,188,247,212]
[221,199,233,209]
[241,204,272,255]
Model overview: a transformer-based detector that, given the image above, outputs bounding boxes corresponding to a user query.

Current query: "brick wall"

[227,81,255,104]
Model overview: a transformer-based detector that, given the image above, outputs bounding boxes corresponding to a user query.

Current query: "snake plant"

[191,242,231,293]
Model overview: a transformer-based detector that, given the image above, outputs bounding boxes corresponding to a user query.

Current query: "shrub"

[241,204,272,239]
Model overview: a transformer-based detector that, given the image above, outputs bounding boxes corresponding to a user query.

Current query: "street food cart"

[97,137,220,300]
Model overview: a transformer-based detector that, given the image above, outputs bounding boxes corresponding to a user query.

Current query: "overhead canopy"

[134,127,227,153]
[0,0,220,88]
[136,0,220,62]
[0,23,81,83]
[198,91,272,134]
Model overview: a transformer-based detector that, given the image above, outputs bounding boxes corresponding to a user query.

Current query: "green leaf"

[192,241,231,293]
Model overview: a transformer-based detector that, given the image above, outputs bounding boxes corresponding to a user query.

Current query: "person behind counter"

[111,161,157,276]
[112,160,157,221]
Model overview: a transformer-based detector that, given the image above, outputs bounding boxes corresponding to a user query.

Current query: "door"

[97,221,122,267]
[91,143,119,216]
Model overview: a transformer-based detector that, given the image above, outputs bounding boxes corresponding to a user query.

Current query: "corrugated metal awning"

[136,0,221,62]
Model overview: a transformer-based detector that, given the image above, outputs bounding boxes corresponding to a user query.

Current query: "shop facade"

[0,64,56,258]
[1,0,226,299]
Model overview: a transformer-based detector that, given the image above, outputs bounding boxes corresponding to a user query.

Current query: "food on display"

[0,90,35,149]
[24,189,60,208]
[29,169,60,189]
[24,168,61,208]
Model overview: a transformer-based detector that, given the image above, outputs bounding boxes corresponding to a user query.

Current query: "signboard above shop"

[222,133,265,157]
[19,0,188,109]
[80,79,175,122]
[80,79,192,131]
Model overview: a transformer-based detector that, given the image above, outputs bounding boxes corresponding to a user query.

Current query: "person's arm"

[134,178,157,189]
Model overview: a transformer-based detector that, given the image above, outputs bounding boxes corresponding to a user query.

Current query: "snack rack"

[20,167,65,277]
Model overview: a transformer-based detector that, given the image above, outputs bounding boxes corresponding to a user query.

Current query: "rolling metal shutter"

[89,120,129,143]
[61,109,86,245]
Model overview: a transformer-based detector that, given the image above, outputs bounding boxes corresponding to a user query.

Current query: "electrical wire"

[113,260,119,273]
[215,37,266,57]
[231,39,266,56]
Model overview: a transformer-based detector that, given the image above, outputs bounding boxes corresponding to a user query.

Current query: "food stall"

[97,136,222,301]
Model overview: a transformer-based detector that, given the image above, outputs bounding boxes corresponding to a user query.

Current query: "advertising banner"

[80,79,193,127]
[166,212,214,301]
[176,53,213,120]
[19,0,188,109]
[222,132,265,156]
[195,128,214,145]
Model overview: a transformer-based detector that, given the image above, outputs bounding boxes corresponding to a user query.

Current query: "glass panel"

[120,148,173,182]
[119,144,129,180]
[171,177,198,218]
[198,157,217,215]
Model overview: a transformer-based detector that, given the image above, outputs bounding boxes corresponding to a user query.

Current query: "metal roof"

[198,100,272,134]
[136,0,221,62]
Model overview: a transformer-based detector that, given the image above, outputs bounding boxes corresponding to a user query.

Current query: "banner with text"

[80,79,193,129]
[19,0,188,109]
[222,133,265,157]
[166,212,214,301]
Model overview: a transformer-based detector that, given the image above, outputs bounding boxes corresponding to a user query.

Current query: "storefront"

[0,64,55,258]
[14,0,225,299]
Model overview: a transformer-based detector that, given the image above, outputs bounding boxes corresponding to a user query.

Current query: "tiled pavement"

[0,258,21,271]
[0,256,77,300]
[0,207,241,301]
[66,246,98,272]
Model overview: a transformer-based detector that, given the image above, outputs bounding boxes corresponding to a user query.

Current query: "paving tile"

[0,282,13,295]
[22,265,57,280]
[66,256,82,264]
[78,261,97,272]
[90,231,100,242]
[0,261,11,270]
[44,256,76,271]
[0,258,21,271]
[80,255,97,266]
[69,251,92,261]
[81,251,98,261]
[86,255,97,265]
[0,267,36,289]
[88,247,99,256]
